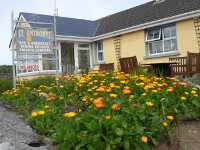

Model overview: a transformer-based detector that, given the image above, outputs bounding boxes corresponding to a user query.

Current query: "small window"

[146,28,161,42]
[96,41,104,62]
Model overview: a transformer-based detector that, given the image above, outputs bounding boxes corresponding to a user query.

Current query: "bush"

[0,78,13,94]
[0,72,200,150]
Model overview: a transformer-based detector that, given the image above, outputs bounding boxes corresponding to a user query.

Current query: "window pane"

[42,54,56,70]
[163,25,176,38]
[97,41,102,51]
[78,50,90,69]
[164,39,177,52]
[98,52,103,61]
[147,29,160,40]
[148,41,163,54]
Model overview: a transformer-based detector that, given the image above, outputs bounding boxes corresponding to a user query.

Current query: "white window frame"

[96,41,104,63]
[145,24,177,56]
[145,28,161,42]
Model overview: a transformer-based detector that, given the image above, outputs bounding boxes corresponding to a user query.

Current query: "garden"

[0,70,200,150]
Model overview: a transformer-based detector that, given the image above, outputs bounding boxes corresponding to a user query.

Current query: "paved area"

[0,105,49,150]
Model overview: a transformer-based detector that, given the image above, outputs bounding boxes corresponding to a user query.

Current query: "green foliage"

[0,72,200,150]
[0,78,13,94]
[0,65,12,73]
[24,76,56,88]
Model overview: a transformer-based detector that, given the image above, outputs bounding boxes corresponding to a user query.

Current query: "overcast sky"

[0,0,151,65]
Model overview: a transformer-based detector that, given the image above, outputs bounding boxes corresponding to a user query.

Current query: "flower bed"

[0,72,200,150]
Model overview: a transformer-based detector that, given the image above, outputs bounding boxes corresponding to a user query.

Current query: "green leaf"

[124,140,130,149]
[115,128,124,136]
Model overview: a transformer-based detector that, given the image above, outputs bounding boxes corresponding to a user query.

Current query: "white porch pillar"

[74,42,79,73]
[58,42,62,73]
[89,44,93,69]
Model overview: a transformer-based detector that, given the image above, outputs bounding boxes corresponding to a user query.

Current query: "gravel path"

[0,104,50,150]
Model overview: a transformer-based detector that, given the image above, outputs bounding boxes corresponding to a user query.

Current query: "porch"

[58,42,93,74]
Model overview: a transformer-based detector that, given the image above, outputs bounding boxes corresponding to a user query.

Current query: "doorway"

[61,43,75,74]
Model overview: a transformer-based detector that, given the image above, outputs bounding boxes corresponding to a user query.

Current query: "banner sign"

[15,27,56,76]
[16,28,53,53]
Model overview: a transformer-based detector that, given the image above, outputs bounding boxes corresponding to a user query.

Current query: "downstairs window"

[145,24,177,56]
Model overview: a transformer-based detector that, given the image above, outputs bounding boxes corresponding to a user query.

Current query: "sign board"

[15,27,56,76]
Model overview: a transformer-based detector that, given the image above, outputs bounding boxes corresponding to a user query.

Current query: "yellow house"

[12,0,200,76]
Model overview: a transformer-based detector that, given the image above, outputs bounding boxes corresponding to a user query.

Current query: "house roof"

[21,12,97,37]
[20,0,200,38]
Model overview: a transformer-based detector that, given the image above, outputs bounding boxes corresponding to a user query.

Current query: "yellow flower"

[141,93,147,96]
[191,90,197,95]
[152,90,158,93]
[110,93,118,98]
[162,120,168,127]
[31,112,38,117]
[59,85,64,88]
[38,111,45,115]
[167,115,174,121]
[64,112,77,118]
[146,101,154,107]
[105,115,111,120]
[184,91,189,95]
[181,96,187,101]
[141,135,148,143]
[44,105,49,109]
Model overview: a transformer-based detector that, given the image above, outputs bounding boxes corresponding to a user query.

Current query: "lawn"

[0,71,200,150]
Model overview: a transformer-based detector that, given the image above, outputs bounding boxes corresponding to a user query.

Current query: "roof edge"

[93,9,200,41]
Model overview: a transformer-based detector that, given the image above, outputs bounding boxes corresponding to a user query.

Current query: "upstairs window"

[145,24,177,56]
[96,41,104,62]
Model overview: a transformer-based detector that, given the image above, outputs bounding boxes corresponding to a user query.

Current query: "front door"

[78,44,90,70]
[61,43,75,74]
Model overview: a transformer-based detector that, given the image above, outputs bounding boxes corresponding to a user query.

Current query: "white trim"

[74,43,79,72]
[58,42,62,72]
[57,35,93,42]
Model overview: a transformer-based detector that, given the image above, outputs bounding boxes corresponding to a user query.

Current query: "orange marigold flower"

[96,86,106,92]
[31,112,38,117]
[93,97,104,109]
[106,88,112,93]
[47,92,56,101]
[141,135,148,143]
[167,87,174,92]
[122,88,131,95]
[173,82,177,87]
[163,82,168,87]
[111,104,120,111]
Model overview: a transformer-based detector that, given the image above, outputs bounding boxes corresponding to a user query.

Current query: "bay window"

[145,24,177,56]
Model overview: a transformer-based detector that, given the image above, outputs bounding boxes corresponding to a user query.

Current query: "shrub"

[0,78,13,94]
[0,72,200,150]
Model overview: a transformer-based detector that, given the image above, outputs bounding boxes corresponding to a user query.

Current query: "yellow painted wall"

[103,37,118,69]
[102,18,199,67]
[176,19,199,56]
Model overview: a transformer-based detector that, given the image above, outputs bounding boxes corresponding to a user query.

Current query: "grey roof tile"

[20,0,200,37]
